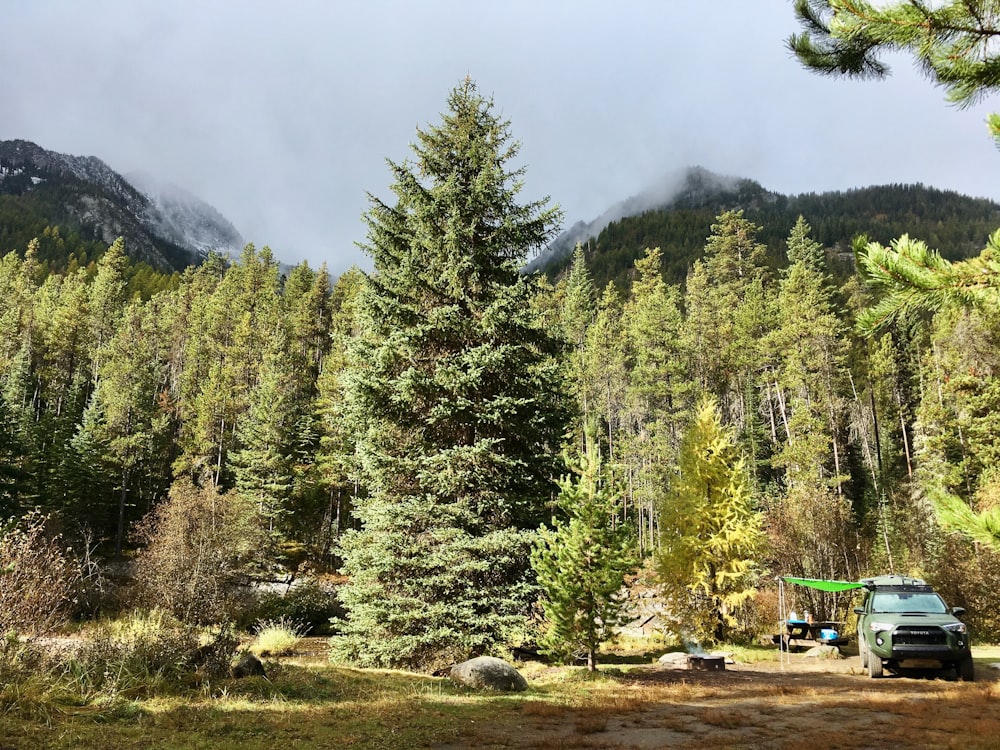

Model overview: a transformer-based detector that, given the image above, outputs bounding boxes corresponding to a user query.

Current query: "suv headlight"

[869,621,896,633]
[943,622,967,634]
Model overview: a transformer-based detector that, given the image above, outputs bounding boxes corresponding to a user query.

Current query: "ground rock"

[449,656,528,692]
[803,645,842,659]
[657,652,690,668]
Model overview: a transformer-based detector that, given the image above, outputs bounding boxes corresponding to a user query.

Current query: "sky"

[2,0,999,276]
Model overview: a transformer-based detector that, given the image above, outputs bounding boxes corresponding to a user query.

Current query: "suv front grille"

[893,626,946,646]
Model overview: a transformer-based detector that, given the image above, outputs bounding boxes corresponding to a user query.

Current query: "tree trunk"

[115,467,129,560]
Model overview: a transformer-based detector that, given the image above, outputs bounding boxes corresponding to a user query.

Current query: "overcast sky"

[2,1,998,275]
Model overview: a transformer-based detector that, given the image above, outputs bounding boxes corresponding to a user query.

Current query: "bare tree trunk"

[765,380,778,444]
[774,381,792,443]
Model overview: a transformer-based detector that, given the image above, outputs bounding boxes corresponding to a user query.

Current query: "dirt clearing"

[435,651,1000,750]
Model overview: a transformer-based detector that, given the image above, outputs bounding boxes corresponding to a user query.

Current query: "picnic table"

[775,620,849,649]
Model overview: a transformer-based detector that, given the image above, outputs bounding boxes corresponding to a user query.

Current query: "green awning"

[780,576,865,592]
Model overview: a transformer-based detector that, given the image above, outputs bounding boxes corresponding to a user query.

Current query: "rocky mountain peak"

[0,139,243,272]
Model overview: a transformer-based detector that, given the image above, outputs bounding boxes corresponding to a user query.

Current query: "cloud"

[2,1,997,275]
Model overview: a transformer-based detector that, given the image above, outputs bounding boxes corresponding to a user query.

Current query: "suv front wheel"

[867,650,884,678]
[957,656,975,682]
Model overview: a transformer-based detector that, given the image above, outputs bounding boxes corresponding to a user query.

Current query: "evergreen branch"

[856,231,1000,335]
[789,0,1000,105]
[930,487,1000,552]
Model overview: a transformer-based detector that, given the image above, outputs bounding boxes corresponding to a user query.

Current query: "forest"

[3,75,1000,682]
[543,180,1000,293]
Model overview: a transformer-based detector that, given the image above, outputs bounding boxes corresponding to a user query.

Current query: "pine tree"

[582,283,627,459]
[655,395,763,646]
[177,245,282,486]
[682,210,770,404]
[230,327,297,529]
[314,268,367,558]
[786,215,826,273]
[559,244,597,449]
[789,1,1000,112]
[0,395,29,518]
[763,220,862,602]
[278,262,334,549]
[681,211,774,488]
[620,247,688,551]
[768,220,849,489]
[77,299,173,556]
[333,80,569,670]
[86,238,128,386]
[532,441,638,671]
[856,231,1000,335]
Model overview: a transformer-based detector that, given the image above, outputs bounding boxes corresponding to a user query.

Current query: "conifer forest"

[3,77,1000,672]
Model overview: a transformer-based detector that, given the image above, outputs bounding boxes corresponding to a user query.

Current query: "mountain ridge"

[0,139,243,272]
[529,166,770,272]
[534,166,1000,290]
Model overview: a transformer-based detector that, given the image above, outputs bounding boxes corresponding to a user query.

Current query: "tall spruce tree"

[333,79,569,670]
[621,247,688,551]
[77,300,173,557]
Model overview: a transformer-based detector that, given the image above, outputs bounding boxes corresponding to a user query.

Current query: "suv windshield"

[870,592,947,614]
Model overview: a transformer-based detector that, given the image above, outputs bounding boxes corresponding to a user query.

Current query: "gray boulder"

[803,644,843,659]
[657,651,690,668]
[449,656,528,692]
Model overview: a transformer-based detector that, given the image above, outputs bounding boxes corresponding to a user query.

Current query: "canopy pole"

[777,576,786,671]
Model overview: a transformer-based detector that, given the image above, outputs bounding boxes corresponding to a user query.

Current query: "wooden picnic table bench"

[774,620,849,649]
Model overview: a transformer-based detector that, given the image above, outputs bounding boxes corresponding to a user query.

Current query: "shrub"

[132,479,271,624]
[65,610,201,695]
[73,525,126,619]
[247,579,344,635]
[925,534,1000,638]
[0,512,80,635]
[249,617,310,657]
[63,610,239,696]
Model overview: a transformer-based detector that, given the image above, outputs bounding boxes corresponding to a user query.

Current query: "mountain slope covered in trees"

[0,139,243,277]
[539,168,1000,290]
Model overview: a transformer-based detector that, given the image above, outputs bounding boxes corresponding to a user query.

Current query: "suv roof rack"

[860,574,932,591]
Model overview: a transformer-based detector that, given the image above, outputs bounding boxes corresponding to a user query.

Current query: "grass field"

[2,642,999,749]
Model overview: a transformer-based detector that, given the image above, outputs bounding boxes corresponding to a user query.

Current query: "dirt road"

[437,653,1000,749]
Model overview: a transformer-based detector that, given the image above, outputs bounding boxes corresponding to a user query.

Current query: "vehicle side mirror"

[952,606,966,618]
[853,607,865,615]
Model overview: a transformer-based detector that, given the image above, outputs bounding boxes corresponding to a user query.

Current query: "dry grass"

[249,617,309,657]
[1,640,999,749]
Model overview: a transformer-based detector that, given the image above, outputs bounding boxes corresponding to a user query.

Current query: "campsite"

[2,635,998,750]
[5,5,1000,749]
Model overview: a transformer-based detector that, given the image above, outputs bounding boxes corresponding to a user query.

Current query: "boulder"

[658,651,690,668]
[449,656,528,692]
[803,644,843,659]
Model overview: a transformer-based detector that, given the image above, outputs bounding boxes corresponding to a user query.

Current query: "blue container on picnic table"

[819,628,838,641]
